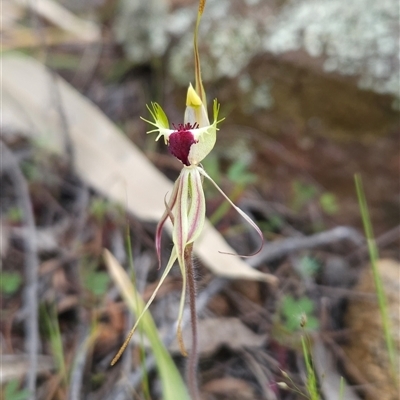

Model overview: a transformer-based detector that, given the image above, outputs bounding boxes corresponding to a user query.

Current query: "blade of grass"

[339,376,345,400]
[125,226,150,400]
[301,335,319,400]
[43,307,67,387]
[355,174,397,383]
[103,249,190,400]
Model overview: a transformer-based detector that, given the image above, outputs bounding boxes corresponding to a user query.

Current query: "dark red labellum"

[168,123,198,166]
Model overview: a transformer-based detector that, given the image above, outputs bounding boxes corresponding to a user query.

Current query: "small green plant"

[89,198,124,224]
[319,192,339,215]
[291,181,318,212]
[298,256,320,280]
[20,160,41,182]
[301,334,319,400]
[84,270,110,297]
[280,315,320,399]
[6,207,23,223]
[79,256,111,297]
[0,272,22,295]
[227,159,257,186]
[281,295,319,333]
[89,198,111,223]
[291,181,339,216]
[3,379,30,400]
[277,322,320,400]
[257,214,284,234]
[43,307,67,386]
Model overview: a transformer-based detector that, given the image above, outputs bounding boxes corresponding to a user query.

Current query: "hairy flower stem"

[184,244,200,400]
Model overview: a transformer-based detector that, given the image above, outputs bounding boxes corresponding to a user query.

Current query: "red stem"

[184,244,199,400]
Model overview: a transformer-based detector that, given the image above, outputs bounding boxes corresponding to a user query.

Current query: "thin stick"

[185,244,200,400]
[68,326,90,400]
[247,226,363,268]
[2,141,39,400]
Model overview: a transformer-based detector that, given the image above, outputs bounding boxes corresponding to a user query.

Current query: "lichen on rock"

[168,0,265,84]
[264,0,399,97]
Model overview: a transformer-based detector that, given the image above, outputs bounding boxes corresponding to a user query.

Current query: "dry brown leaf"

[3,0,100,50]
[0,355,54,384]
[1,2,23,33]
[202,377,255,399]
[2,53,277,284]
[13,0,100,42]
[343,259,400,400]
[313,340,361,400]
[169,317,266,355]
[93,302,125,357]
[3,27,93,50]
[0,221,10,259]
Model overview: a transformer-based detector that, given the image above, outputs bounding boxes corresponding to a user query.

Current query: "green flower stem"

[184,243,200,400]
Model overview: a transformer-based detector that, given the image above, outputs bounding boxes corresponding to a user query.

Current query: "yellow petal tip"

[186,83,202,107]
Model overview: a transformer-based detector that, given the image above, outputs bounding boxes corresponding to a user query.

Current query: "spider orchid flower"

[110,85,263,362]
[144,83,218,167]
[110,0,263,367]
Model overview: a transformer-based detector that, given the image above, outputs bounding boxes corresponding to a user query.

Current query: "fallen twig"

[313,339,361,400]
[68,326,91,400]
[248,226,364,268]
[1,141,40,400]
[347,224,400,261]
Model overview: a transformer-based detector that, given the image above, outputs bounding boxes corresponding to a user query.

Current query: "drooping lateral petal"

[173,169,190,270]
[198,166,264,257]
[155,180,180,269]
[187,167,206,243]
[173,170,191,353]
[175,167,205,357]
[111,247,178,366]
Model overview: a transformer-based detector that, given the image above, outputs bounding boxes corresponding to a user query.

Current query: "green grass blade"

[354,174,398,383]
[339,376,345,400]
[43,307,67,386]
[301,335,319,400]
[125,226,150,400]
[104,249,190,400]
